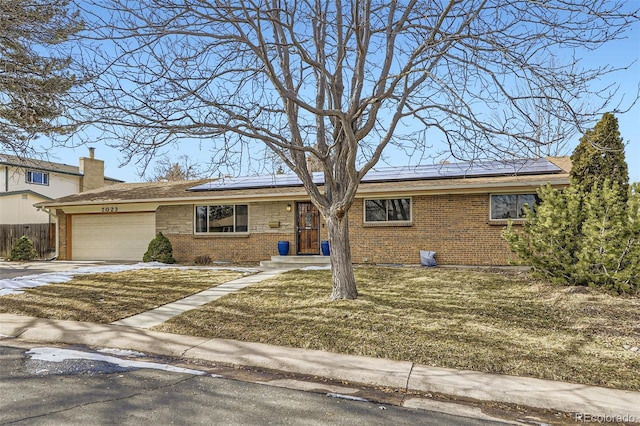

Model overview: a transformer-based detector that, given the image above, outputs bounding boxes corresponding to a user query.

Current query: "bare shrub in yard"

[194,255,212,265]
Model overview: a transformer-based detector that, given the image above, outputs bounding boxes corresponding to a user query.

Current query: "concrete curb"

[408,365,640,419]
[2,313,639,419]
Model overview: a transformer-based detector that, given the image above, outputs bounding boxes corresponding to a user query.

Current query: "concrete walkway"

[112,269,291,328]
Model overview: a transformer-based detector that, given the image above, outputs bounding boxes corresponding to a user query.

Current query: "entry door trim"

[296,202,320,255]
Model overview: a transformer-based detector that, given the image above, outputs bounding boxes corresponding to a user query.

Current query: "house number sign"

[101,207,118,213]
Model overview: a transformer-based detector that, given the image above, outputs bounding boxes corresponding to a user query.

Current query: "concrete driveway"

[0,260,126,280]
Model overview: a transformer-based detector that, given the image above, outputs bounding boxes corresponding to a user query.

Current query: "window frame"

[194,204,249,234]
[489,193,539,221]
[26,170,49,186]
[363,197,412,224]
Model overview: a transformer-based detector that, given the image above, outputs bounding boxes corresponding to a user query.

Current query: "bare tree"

[146,155,203,181]
[70,0,639,299]
[503,57,590,157]
[0,0,82,155]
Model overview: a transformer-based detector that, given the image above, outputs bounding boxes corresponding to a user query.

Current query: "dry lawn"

[2,265,638,391]
[0,268,245,323]
[153,267,640,391]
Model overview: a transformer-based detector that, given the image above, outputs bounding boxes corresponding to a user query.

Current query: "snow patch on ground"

[0,262,258,296]
[97,348,147,358]
[26,347,206,375]
[300,265,332,271]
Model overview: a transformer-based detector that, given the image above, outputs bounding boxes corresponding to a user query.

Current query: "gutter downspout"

[4,166,8,192]
[41,206,58,261]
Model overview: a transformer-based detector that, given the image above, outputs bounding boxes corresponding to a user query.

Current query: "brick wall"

[56,209,68,260]
[157,202,298,235]
[168,232,293,263]
[157,205,192,234]
[160,195,516,265]
[159,202,300,263]
[79,157,105,192]
[248,201,296,234]
[348,194,515,265]
[58,194,516,265]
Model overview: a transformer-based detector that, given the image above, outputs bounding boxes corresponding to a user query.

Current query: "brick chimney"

[79,147,105,192]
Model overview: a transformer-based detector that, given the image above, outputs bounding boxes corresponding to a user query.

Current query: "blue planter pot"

[321,240,330,256]
[277,241,290,256]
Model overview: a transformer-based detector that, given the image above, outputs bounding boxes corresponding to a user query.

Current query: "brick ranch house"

[36,157,570,265]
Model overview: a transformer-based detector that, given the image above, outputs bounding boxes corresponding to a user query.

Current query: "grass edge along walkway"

[112,269,293,328]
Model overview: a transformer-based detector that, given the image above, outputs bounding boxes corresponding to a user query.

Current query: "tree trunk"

[325,211,358,300]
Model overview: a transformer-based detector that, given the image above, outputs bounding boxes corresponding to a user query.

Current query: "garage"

[71,213,156,261]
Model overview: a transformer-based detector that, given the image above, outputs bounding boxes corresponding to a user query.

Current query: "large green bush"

[575,181,635,293]
[504,184,582,285]
[504,182,639,294]
[570,112,629,200]
[143,232,176,264]
[10,236,37,261]
[504,114,638,295]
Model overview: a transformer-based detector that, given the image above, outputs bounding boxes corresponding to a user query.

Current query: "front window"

[26,170,49,185]
[364,198,411,223]
[490,194,539,220]
[195,205,248,233]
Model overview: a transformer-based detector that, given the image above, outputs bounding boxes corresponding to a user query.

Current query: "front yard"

[0,268,244,323]
[1,266,639,391]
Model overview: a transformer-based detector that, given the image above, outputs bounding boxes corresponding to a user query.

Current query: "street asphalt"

[1,260,639,423]
[1,344,504,426]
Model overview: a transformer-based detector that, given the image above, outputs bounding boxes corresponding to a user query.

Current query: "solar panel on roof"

[189,172,324,191]
[187,158,561,192]
[362,158,561,183]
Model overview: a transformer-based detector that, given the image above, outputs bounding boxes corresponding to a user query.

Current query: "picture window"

[490,194,539,220]
[195,205,248,233]
[364,198,411,223]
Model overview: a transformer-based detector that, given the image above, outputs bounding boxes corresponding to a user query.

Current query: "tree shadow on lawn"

[155,267,640,391]
[0,269,246,323]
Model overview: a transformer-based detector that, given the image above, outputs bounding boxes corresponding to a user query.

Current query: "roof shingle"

[0,153,123,182]
[36,157,571,207]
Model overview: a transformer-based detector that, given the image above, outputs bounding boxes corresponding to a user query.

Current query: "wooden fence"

[0,223,55,259]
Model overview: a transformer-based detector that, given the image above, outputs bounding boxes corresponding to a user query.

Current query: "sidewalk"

[2,312,639,420]
[112,269,290,328]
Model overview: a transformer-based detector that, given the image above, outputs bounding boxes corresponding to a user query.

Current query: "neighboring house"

[0,148,123,257]
[37,157,570,265]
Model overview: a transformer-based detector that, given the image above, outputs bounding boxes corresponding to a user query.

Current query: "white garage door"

[72,213,156,261]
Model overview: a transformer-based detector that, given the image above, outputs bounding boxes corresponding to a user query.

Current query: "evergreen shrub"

[504,114,638,295]
[10,236,38,261]
[143,232,176,264]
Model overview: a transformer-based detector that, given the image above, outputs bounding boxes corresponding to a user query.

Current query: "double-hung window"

[26,170,49,185]
[195,204,248,233]
[490,194,539,220]
[364,198,411,223]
